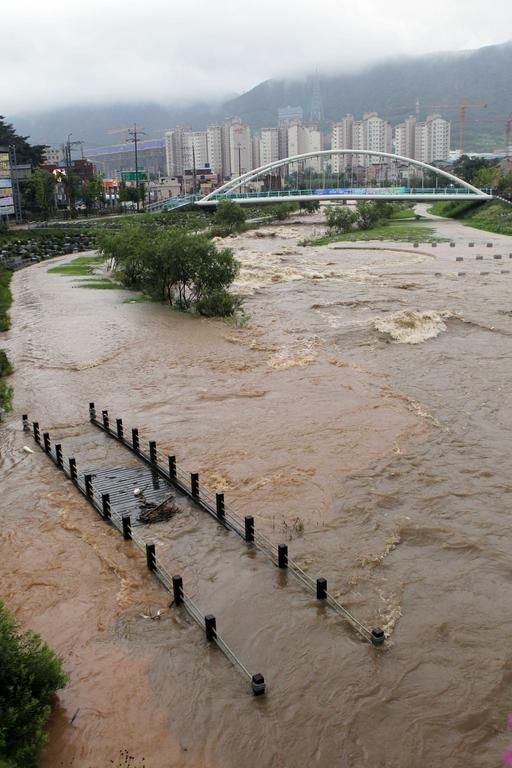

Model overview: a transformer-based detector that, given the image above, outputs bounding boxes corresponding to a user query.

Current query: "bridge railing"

[206,187,486,200]
[145,193,202,212]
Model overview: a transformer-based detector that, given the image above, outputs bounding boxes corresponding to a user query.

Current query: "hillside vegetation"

[428,200,512,236]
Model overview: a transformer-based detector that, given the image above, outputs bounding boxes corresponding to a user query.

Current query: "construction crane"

[456,99,487,155]
[486,113,512,157]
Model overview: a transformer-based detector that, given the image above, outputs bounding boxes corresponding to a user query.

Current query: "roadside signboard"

[121,170,146,183]
[0,151,15,215]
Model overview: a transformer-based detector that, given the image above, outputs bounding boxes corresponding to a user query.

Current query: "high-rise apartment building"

[252,133,261,169]
[278,125,289,160]
[287,123,305,171]
[414,122,428,163]
[221,118,236,178]
[305,126,322,171]
[331,115,354,172]
[426,115,451,162]
[364,113,392,161]
[206,124,223,175]
[396,114,451,164]
[164,128,185,176]
[351,119,365,167]
[182,131,208,172]
[394,116,416,159]
[260,128,279,167]
[413,114,450,163]
[330,112,392,171]
[287,123,322,172]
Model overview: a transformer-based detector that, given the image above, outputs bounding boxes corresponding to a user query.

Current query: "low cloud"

[3,0,512,115]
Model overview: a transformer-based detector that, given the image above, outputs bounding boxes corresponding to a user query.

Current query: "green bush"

[356,200,382,229]
[0,603,68,767]
[299,200,320,213]
[373,201,394,220]
[195,289,241,317]
[0,350,13,379]
[0,378,13,412]
[209,224,244,239]
[266,203,298,221]
[325,206,357,233]
[0,269,12,333]
[214,200,246,231]
[97,220,241,314]
[152,208,214,230]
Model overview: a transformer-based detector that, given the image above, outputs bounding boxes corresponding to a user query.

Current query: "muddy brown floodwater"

[2,208,512,767]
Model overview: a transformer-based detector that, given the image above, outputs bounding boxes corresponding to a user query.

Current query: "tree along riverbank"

[0,267,13,412]
[96,218,241,316]
[301,201,441,246]
[0,602,68,768]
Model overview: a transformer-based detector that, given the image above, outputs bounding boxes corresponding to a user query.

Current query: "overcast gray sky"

[3,0,512,115]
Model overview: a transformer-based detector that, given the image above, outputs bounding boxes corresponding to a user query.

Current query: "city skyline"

[69,109,453,190]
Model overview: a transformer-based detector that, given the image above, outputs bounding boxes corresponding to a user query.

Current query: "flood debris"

[133,487,180,524]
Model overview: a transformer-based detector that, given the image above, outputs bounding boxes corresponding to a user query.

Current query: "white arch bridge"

[146,150,492,212]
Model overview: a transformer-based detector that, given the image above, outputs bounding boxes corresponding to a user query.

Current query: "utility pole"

[127,123,146,212]
[63,134,83,213]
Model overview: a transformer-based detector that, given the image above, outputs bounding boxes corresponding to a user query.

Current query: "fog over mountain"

[9,40,512,153]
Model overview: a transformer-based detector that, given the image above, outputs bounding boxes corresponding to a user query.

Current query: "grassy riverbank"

[0,268,13,412]
[47,254,106,276]
[389,207,418,219]
[48,254,123,290]
[428,200,512,235]
[302,220,440,246]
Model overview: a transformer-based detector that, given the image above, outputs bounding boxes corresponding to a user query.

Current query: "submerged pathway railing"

[88,403,384,647]
[24,415,266,695]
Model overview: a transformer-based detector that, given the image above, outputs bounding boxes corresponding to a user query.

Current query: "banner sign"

[313,187,408,195]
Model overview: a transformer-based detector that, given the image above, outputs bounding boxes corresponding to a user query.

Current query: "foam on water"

[374,309,449,344]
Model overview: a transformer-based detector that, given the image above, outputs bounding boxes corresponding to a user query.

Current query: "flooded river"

[1,208,512,767]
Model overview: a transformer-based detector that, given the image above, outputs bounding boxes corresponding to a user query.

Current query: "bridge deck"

[196,187,491,205]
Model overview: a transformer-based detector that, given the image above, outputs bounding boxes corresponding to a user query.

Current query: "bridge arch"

[199,149,488,203]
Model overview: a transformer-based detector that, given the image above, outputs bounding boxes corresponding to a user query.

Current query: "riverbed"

[1,209,512,767]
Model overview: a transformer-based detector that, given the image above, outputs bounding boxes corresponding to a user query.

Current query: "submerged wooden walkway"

[80,464,178,525]
[24,413,266,695]
[23,401,388,695]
